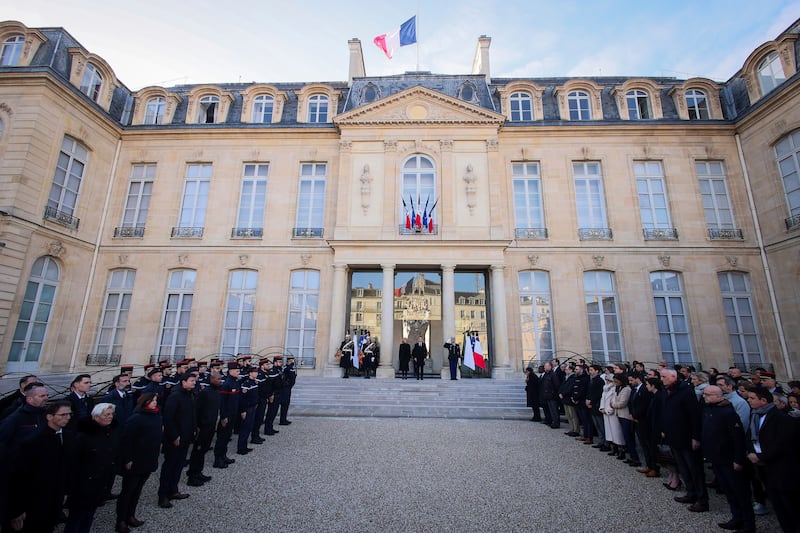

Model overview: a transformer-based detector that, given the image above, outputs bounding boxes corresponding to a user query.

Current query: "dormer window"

[144,97,165,125]
[252,95,274,123]
[362,84,378,104]
[0,35,23,66]
[757,51,786,94]
[626,90,651,119]
[510,92,532,121]
[568,91,591,120]
[198,95,219,124]
[80,63,103,102]
[308,94,328,123]
[685,89,709,120]
[458,82,477,103]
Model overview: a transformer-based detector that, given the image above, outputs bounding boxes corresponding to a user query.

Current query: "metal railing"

[114,226,145,238]
[785,213,800,231]
[515,227,548,239]
[708,227,744,240]
[643,227,678,240]
[231,227,263,238]
[86,353,122,366]
[171,226,204,238]
[293,227,323,238]
[43,205,80,230]
[578,227,613,240]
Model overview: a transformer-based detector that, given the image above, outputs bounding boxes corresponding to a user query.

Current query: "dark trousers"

[635,421,657,471]
[449,359,458,379]
[278,388,292,423]
[158,443,190,499]
[214,420,233,459]
[252,397,268,438]
[671,445,708,504]
[265,399,279,432]
[187,425,214,478]
[577,404,593,438]
[116,472,150,523]
[413,362,424,379]
[712,463,754,529]
[64,505,97,533]
[545,399,560,427]
[763,466,800,533]
[237,408,255,452]
[619,418,639,461]
[591,412,606,445]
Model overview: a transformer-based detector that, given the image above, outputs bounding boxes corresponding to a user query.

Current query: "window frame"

[573,161,609,230]
[197,95,219,124]
[774,130,800,223]
[93,269,136,358]
[757,51,786,95]
[237,163,269,231]
[512,162,545,236]
[568,91,591,121]
[285,269,320,364]
[583,271,624,363]
[144,97,165,125]
[156,269,196,359]
[221,269,258,355]
[7,256,60,367]
[651,271,694,364]
[307,94,329,123]
[252,95,274,123]
[509,92,533,121]
[685,89,710,120]
[634,161,673,230]
[178,164,212,230]
[696,161,736,231]
[0,34,24,66]
[718,272,763,368]
[47,136,88,217]
[295,163,327,236]
[626,89,651,120]
[80,63,104,102]
[518,270,555,363]
[400,155,437,230]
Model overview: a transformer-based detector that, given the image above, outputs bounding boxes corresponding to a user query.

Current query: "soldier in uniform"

[157,373,197,508]
[213,362,241,469]
[279,355,297,425]
[161,363,177,399]
[339,334,354,378]
[187,370,222,487]
[250,358,272,444]
[362,338,377,379]
[264,357,283,435]
[236,366,260,455]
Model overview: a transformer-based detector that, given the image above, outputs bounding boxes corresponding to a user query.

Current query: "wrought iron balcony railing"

[578,227,613,240]
[708,227,744,240]
[293,227,323,238]
[785,213,800,231]
[114,226,145,238]
[643,227,678,240]
[231,227,263,239]
[171,226,204,238]
[86,353,122,366]
[515,227,548,239]
[43,205,80,230]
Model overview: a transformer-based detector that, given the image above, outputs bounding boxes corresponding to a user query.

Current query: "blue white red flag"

[374,16,417,59]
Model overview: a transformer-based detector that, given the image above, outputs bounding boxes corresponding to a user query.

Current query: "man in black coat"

[445,338,460,380]
[236,366,260,455]
[103,373,135,427]
[411,337,427,380]
[0,383,48,453]
[213,363,241,468]
[264,358,283,435]
[658,368,707,512]
[0,374,39,421]
[187,370,222,486]
[279,355,297,425]
[66,374,95,431]
[539,361,561,428]
[701,386,754,532]
[586,365,607,449]
[251,358,272,444]
[157,374,197,508]
[629,372,657,476]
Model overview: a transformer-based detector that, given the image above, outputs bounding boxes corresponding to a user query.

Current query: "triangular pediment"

[334,85,505,126]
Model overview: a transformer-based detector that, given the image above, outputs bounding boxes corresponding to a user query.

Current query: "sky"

[5,0,800,90]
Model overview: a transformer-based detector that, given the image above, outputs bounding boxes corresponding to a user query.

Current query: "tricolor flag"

[373,16,417,59]
[473,335,486,370]
[462,333,475,370]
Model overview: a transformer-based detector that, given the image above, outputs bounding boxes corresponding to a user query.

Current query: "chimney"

[471,35,491,82]
[348,38,366,85]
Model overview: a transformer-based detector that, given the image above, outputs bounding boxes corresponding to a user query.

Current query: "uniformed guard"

[236,366,260,455]
[250,358,272,444]
[339,334,354,378]
[264,357,283,435]
[362,337,378,379]
[279,355,297,425]
[213,362,241,468]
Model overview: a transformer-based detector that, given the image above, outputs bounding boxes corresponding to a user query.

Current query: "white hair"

[91,402,116,417]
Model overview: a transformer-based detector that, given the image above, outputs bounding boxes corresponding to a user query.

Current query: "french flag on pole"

[374,16,417,59]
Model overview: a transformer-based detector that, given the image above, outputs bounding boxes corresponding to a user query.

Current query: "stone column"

[490,265,514,379]
[325,263,348,377]
[377,263,396,378]
[440,263,457,379]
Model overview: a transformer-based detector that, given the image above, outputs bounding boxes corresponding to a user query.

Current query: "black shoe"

[687,502,708,513]
[224,457,236,464]
[718,520,742,531]
[187,477,205,487]
[673,495,695,504]
[598,445,611,452]
[278,421,291,426]
[550,425,560,429]
[592,444,603,448]
[199,473,212,482]
[236,448,252,455]
[126,516,145,528]
[251,437,265,444]
[158,497,173,509]
[265,430,279,435]
[212,459,229,469]
[169,493,190,500]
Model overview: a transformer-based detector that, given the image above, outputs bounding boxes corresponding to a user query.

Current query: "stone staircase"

[287,376,530,420]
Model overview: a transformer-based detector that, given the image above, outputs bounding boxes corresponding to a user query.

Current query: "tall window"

[93,269,135,357]
[178,164,211,230]
[0,35,24,66]
[757,51,785,95]
[144,97,165,125]
[401,155,436,227]
[573,162,608,232]
[719,272,763,368]
[635,161,673,234]
[285,270,320,364]
[221,270,257,355]
[651,271,693,364]
[80,63,103,102]
[197,95,219,124]
[568,91,591,120]
[295,163,326,236]
[685,89,709,120]
[774,130,800,226]
[121,164,155,232]
[584,271,623,363]
[7,257,60,368]
[237,163,268,232]
[510,92,533,121]
[307,94,328,123]
[47,136,88,216]
[512,162,545,236]
[626,90,651,119]
[157,269,195,359]
[518,271,555,363]
[697,161,736,232]
[252,95,274,123]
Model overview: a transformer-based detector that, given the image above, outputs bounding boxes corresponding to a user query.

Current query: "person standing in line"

[586,365,607,450]
[187,370,221,487]
[539,361,562,429]
[66,374,95,431]
[103,374,135,427]
[251,358,272,444]
[213,362,241,468]
[398,338,411,380]
[157,373,197,509]
[444,337,460,381]
[279,355,297,424]
[263,358,282,436]
[0,374,39,420]
[412,336,427,380]
[236,365,259,455]
[525,367,541,421]
[339,334,354,378]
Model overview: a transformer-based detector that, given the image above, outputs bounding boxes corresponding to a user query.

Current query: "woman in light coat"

[599,373,624,458]
[611,373,639,464]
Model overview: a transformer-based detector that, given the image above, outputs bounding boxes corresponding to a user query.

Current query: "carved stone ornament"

[359,164,373,215]
[239,254,249,266]
[178,254,188,265]
[658,255,671,268]
[581,146,590,159]
[48,240,65,257]
[592,255,605,268]
[439,139,453,151]
[725,255,738,267]
[0,102,13,116]
[486,139,499,152]
[301,254,311,266]
[118,255,128,265]
[463,164,478,215]
[339,140,352,152]
[527,254,539,267]
[383,140,397,151]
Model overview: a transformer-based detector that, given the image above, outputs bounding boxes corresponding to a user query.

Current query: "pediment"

[334,85,505,126]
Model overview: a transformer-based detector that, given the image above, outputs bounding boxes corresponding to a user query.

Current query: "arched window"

[361,84,378,104]
[685,89,709,120]
[583,271,623,363]
[509,92,532,121]
[47,135,88,221]
[626,89,651,119]
[285,269,320,364]
[774,129,800,229]
[0,35,24,66]
[518,270,555,363]
[144,97,165,125]
[718,272,763,368]
[197,95,219,124]
[93,269,136,358]
[757,51,786,95]
[568,91,591,120]
[401,155,436,232]
[307,94,329,123]
[650,271,693,364]
[222,269,258,355]
[157,269,196,360]
[458,82,477,102]
[252,95,274,123]
[80,63,104,102]
[7,256,60,370]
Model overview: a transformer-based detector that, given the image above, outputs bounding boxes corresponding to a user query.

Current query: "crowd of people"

[525,360,800,532]
[0,353,298,533]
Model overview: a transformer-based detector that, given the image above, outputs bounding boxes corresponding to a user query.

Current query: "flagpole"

[416,0,420,71]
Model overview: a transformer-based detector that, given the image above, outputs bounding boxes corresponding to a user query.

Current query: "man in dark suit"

[411,337,427,380]
[66,374,95,431]
[187,370,221,487]
[587,365,607,449]
[747,386,800,533]
[157,373,197,508]
[103,374,135,427]
[0,374,39,421]
[629,372,657,475]
[539,361,561,428]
